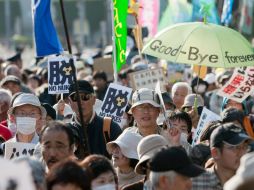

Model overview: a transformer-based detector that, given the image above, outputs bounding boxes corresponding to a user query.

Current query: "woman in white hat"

[107,130,144,189]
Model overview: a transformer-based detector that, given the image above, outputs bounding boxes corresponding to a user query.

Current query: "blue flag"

[221,0,234,26]
[33,0,63,57]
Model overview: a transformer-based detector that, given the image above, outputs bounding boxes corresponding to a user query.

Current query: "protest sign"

[217,67,254,103]
[192,107,220,146]
[99,83,132,124]
[155,81,170,128]
[129,68,166,90]
[93,57,114,82]
[5,142,36,160]
[0,158,35,190]
[48,55,76,94]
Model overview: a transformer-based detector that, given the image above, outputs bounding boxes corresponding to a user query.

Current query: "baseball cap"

[129,88,161,114]
[135,134,168,174]
[8,93,46,117]
[210,122,251,147]
[68,80,94,96]
[149,146,204,177]
[107,130,142,159]
[181,94,204,109]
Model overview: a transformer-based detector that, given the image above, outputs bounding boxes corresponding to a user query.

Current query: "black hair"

[93,70,107,81]
[40,121,74,147]
[168,111,192,133]
[42,103,56,120]
[129,158,139,169]
[199,120,222,142]
[80,154,118,186]
[47,160,91,190]
[28,74,42,86]
[221,107,244,127]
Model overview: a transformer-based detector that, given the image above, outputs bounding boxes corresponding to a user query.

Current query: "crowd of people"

[0,48,254,190]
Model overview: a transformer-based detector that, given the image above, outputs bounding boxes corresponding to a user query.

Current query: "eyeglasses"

[70,93,93,102]
[134,104,158,112]
[223,142,251,153]
[15,111,41,118]
[41,143,69,152]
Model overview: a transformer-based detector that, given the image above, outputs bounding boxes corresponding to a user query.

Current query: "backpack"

[103,117,112,144]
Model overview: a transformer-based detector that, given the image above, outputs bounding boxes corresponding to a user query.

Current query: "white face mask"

[92,184,116,190]
[194,84,207,94]
[16,117,36,135]
[180,132,188,144]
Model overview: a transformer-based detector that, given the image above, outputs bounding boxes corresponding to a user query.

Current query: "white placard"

[129,68,166,90]
[5,142,36,160]
[99,83,132,124]
[192,107,220,146]
[217,67,254,103]
[0,158,35,190]
[155,81,170,128]
[48,55,76,94]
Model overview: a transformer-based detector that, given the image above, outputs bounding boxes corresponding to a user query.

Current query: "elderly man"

[128,88,162,136]
[192,122,251,190]
[171,82,192,110]
[149,146,204,190]
[5,93,46,144]
[181,94,204,130]
[68,80,122,159]
[40,121,75,170]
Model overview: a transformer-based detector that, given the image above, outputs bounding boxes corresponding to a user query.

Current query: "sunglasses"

[70,93,93,102]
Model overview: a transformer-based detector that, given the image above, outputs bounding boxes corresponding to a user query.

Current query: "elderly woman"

[107,130,144,189]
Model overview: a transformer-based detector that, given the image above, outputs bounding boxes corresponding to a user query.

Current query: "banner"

[99,83,132,124]
[221,0,234,26]
[32,0,63,57]
[239,0,254,35]
[192,107,220,146]
[139,0,159,36]
[0,158,36,190]
[217,67,254,103]
[113,0,128,72]
[48,55,76,94]
[129,68,166,90]
[4,142,36,160]
[158,0,192,31]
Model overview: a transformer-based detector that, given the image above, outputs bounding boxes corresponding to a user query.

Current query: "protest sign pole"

[59,0,90,155]
[110,0,118,83]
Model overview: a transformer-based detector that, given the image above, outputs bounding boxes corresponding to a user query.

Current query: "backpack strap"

[103,117,112,144]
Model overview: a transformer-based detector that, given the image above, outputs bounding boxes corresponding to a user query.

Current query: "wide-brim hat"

[129,88,161,114]
[135,134,168,174]
[8,93,46,118]
[107,130,142,160]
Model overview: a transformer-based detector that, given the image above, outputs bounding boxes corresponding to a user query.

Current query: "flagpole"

[110,0,118,83]
[59,0,90,156]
